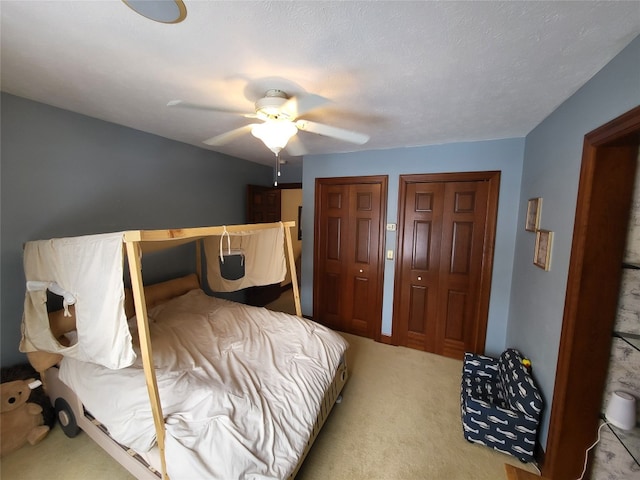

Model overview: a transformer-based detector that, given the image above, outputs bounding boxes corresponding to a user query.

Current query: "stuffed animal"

[0,378,50,456]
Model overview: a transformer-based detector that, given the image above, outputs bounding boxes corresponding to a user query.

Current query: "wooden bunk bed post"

[195,240,202,284]
[283,224,302,316]
[121,221,298,479]
[124,240,169,480]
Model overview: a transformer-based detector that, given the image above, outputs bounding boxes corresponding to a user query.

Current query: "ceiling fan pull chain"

[277,153,281,178]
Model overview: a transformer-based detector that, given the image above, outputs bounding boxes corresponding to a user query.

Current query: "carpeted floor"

[296,332,539,479]
[2,292,540,479]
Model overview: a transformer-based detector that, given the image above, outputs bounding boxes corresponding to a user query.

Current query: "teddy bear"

[0,378,50,457]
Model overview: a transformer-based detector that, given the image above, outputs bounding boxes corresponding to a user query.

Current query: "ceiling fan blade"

[203,124,256,146]
[285,135,308,156]
[280,94,330,119]
[167,100,256,118]
[296,119,369,145]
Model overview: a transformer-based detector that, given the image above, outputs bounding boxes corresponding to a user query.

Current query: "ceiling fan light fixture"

[122,0,187,24]
[251,121,298,155]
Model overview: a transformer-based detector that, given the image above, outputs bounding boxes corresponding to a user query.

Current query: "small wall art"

[534,229,553,271]
[526,197,542,232]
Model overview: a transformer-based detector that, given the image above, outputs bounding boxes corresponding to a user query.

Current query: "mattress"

[59,289,348,479]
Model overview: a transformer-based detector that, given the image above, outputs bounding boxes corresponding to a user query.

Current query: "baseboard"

[379,334,393,345]
[534,440,545,472]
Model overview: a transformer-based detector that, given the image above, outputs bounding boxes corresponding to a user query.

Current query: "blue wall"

[0,93,272,367]
[508,36,640,448]
[302,138,525,356]
[302,35,640,453]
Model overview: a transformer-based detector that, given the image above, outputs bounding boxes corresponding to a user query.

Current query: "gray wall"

[302,138,525,356]
[508,35,640,449]
[1,93,272,367]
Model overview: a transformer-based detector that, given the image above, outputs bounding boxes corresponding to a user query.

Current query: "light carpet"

[296,333,539,479]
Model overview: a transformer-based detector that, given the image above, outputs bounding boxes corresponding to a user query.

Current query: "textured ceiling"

[1,1,639,166]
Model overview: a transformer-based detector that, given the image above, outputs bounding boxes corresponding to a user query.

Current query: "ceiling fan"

[167,89,370,158]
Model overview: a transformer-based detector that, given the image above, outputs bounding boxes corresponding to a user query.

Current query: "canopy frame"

[123,221,300,479]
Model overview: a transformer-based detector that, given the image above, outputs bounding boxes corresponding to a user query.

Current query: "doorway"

[246,183,302,307]
[313,175,387,339]
[392,172,500,359]
[543,106,640,479]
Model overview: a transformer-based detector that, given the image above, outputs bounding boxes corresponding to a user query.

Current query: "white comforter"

[59,289,348,479]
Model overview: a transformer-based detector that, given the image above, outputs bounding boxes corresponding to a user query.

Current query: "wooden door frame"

[246,183,302,222]
[543,106,640,479]
[391,171,500,353]
[313,175,388,342]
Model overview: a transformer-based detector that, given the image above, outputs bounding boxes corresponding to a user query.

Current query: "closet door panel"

[396,182,443,350]
[314,177,386,339]
[436,181,490,359]
[315,185,349,330]
[247,185,281,223]
[406,284,433,351]
[350,276,371,335]
[345,183,382,338]
[393,172,499,359]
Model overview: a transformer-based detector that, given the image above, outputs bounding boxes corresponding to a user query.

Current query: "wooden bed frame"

[35,222,348,479]
[43,351,348,480]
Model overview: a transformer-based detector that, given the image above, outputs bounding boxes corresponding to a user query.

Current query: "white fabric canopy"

[20,232,135,369]
[204,225,287,292]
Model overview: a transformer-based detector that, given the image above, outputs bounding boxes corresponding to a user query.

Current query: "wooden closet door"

[314,176,387,339]
[246,185,281,223]
[344,182,383,338]
[395,181,445,352]
[393,173,499,359]
[437,181,490,358]
[315,183,349,331]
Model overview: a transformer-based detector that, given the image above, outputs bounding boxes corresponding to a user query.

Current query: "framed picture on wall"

[526,197,542,232]
[534,229,553,271]
[298,206,302,240]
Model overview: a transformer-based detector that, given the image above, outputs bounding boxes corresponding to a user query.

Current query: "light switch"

[386,223,397,231]
[386,249,394,260]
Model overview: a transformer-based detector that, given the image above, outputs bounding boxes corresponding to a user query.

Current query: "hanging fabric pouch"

[219,228,245,280]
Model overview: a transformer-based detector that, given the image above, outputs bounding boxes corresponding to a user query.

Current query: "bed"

[19,222,349,479]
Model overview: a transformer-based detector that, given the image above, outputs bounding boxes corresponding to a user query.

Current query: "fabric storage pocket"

[219,228,245,280]
[219,249,245,280]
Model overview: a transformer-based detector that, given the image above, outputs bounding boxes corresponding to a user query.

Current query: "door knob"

[359,269,364,273]
[418,276,422,281]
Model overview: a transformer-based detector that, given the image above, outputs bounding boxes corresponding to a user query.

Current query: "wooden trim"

[375,177,389,343]
[277,182,302,189]
[124,221,295,245]
[397,171,501,184]
[315,175,387,185]
[195,241,202,284]
[542,106,640,479]
[391,171,500,354]
[286,355,348,479]
[504,464,550,480]
[379,334,394,345]
[476,172,501,353]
